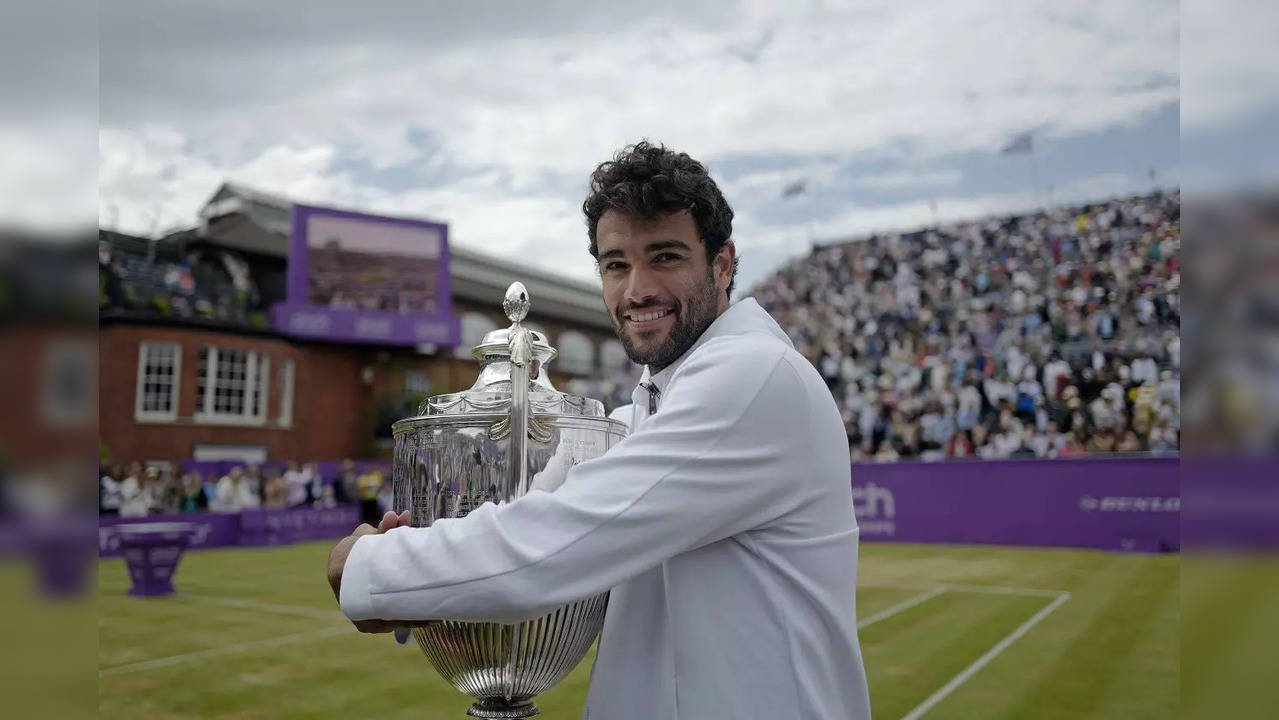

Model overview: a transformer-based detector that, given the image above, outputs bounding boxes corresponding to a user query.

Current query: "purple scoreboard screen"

[270,204,461,346]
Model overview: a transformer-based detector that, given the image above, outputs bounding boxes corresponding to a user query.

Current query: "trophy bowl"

[391,282,627,718]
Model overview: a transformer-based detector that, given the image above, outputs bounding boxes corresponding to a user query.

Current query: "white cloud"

[851,169,963,190]
[95,0,1190,283]
[1182,0,1279,129]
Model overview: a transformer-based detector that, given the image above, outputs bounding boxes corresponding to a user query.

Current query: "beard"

[613,270,720,373]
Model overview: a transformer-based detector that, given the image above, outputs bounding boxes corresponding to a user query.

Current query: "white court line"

[898,591,1072,720]
[858,586,948,629]
[170,594,342,620]
[98,587,342,620]
[99,625,351,677]
[864,582,1068,598]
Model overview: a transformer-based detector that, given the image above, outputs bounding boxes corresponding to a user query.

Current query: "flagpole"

[1029,150,1043,209]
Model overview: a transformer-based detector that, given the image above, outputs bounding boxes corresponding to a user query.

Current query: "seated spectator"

[155,468,182,514]
[263,469,288,509]
[303,462,326,504]
[100,465,122,516]
[357,468,384,524]
[334,459,360,505]
[244,464,266,506]
[213,466,258,512]
[180,471,207,512]
[283,461,309,508]
[118,463,156,518]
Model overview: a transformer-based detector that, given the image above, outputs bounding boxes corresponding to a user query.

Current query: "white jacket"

[342,298,871,719]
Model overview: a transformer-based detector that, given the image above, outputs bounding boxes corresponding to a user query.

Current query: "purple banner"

[851,456,1179,552]
[174,459,390,480]
[99,506,360,557]
[100,512,240,557]
[1181,456,1279,550]
[270,303,460,345]
[275,203,459,347]
[240,506,361,547]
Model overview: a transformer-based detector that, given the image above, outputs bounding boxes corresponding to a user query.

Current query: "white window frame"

[278,358,295,428]
[195,346,270,426]
[134,341,181,422]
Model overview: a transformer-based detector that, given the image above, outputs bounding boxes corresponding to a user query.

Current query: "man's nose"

[623,264,661,306]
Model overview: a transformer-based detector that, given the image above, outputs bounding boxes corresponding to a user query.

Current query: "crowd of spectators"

[99,237,270,327]
[99,460,391,523]
[750,190,1181,462]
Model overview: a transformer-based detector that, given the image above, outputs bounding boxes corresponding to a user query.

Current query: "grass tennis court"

[99,541,1178,719]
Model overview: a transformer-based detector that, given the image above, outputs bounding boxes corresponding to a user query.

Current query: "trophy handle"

[503,282,533,502]
[502,282,534,703]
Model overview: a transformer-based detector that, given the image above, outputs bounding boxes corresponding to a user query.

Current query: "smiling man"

[330,141,871,719]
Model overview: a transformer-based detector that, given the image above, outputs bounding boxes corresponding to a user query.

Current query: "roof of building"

[184,181,611,331]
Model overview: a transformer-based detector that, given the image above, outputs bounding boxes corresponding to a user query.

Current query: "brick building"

[99,183,635,467]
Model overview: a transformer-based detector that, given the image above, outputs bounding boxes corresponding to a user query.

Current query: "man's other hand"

[328,511,435,633]
[377,509,412,533]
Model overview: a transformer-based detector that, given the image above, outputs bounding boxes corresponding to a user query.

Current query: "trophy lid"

[409,282,605,420]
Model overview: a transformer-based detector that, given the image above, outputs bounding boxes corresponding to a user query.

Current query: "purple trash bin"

[116,522,196,597]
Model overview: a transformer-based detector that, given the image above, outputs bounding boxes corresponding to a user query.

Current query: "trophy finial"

[503,282,530,323]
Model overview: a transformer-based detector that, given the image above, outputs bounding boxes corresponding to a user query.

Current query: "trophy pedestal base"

[466,699,538,719]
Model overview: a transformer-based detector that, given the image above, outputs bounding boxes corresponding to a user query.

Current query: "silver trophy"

[391,282,627,718]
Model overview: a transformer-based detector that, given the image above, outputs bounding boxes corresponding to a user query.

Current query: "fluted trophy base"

[466,698,538,719]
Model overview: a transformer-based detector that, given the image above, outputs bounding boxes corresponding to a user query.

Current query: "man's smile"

[622,306,675,332]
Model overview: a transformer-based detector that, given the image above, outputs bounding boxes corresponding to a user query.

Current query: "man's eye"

[603,262,627,272]
[654,253,681,264]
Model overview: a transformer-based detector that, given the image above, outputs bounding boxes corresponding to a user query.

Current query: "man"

[329,141,871,719]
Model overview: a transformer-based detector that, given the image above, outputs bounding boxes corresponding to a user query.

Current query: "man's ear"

[714,240,736,294]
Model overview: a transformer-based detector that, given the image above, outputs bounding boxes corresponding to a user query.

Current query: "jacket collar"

[633,297,783,400]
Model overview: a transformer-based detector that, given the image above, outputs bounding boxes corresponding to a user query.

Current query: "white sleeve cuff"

[339,534,379,620]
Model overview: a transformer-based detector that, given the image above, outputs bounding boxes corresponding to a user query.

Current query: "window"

[45,338,95,426]
[404,370,432,398]
[557,331,595,375]
[601,339,629,371]
[454,312,499,359]
[278,358,295,428]
[135,341,181,422]
[196,346,269,424]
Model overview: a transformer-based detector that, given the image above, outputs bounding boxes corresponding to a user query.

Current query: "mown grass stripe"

[99,626,351,677]
[900,592,1071,720]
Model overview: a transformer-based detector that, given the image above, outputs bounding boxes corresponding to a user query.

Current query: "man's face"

[595,210,734,372]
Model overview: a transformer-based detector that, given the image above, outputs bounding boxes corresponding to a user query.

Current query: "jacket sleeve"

[341,338,813,624]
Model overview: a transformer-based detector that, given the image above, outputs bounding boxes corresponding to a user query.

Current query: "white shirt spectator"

[1131,357,1158,385]
[118,475,152,517]
[984,377,1014,407]
[236,479,261,510]
[100,475,122,513]
[1042,359,1072,398]
[284,468,309,507]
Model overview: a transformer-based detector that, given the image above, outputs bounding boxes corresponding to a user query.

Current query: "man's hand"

[328,511,437,633]
[377,509,411,533]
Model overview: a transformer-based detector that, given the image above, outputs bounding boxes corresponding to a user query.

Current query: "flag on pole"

[1000,132,1033,155]
[781,179,807,198]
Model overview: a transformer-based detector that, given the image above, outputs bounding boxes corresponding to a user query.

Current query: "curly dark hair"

[583,140,738,298]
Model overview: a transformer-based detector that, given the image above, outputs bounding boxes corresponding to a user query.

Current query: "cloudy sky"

[93,0,1263,292]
